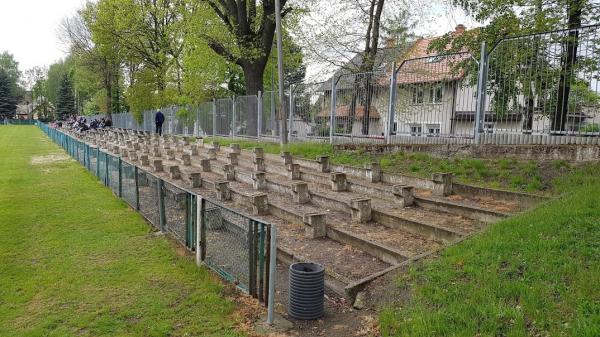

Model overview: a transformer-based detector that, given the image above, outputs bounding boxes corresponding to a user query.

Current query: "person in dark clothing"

[155,109,165,136]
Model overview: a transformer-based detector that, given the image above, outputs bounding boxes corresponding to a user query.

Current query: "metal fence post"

[134,166,140,211]
[212,99,217,137]
[475,41,489,145]
[232,96,236,138]
[248,220,256,297]
[118,157,123,198]
[288,86,294,141]
[386,63,398,144]
[266,225,277,325]
[329,78,337,144]
[257,91,263,140]
[196,196,203,266]
[157,179,166,231]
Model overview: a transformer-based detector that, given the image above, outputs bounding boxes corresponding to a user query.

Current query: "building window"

[410,124,422,136]
[411,87,424,104]
[427,124,441,137]
[429,85,443,104]
[484,122,494,134]
[393,122,398,133]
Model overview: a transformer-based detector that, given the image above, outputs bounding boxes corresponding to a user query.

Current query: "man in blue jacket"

[155,109,165,136]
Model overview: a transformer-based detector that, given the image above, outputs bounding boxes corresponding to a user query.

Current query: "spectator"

[155,109,165,136]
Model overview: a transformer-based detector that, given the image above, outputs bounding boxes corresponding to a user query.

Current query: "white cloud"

[0,0,85,71]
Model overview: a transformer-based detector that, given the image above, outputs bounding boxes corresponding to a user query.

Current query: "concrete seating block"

[129,151,138,161]
[251,193,269,215]
[253,147,264,159]
[230,143,241,154]
[223,164,236,181]
[392,185,414,207]
[215,181,230,201]
[181,154,191,166]
[303,213,327,238]
[330,172,347,192]
[166,149,176,161]
[254,157,265,172]
[291,182,310,204]
[365,162,382,183]
[317,155,331,173]
[432,172,453,197]
[252,172,267,190]
[152,146,162,157]
[281,151,292,165]
[188,144,199,156]
[140,155,149,167]
[350,198,372,223]
[169,165,182,180]
[227,152,239,166]
[211,141,220,152]
[200,159,211,172]
[152,160,164,172]
[112,145,120,154]
[120,148,129,158]
[287,163,301,180]
[207,148,217,160]
[189,172,202,188]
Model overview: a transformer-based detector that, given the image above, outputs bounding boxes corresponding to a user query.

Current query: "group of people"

[52,115,113,132]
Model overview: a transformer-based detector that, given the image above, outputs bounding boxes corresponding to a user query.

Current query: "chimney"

[385,37,396,49]
[454,24,466,35]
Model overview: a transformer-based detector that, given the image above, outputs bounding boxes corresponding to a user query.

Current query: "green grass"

[378,164,600,337]
[203,137,572,193]
[0,126,242,337]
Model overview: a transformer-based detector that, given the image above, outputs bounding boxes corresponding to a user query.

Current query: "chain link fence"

[38,123,274,305]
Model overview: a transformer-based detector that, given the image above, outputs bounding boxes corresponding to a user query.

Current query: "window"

[429,85,443,104]
[427,124,441,137]
[484,122,494,134]
[411,87,424,104]
[410,124,422,136]
[393,122,398,134]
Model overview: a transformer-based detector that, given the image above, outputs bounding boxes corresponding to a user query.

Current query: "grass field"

[379,164,600,336]
[203,137,573,194]
[0,126,243,337]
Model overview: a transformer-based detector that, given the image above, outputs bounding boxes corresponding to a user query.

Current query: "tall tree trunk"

[552,0,582,132]
[241,61,267,137]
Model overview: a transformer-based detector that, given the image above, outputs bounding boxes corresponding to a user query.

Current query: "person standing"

[155,109,165,136]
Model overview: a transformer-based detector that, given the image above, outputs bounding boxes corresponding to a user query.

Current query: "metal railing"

[87,25,600,145]
[37,123,277,314]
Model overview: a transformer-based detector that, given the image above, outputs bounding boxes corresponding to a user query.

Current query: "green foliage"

[176,106,196,127]
[580,123,600,133]
[379,163,600,336]
[0,69,17,119]
[0,126,242,336]
[55,73,76,118]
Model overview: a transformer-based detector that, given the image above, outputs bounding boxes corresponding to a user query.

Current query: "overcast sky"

[0,0,85,71]
[0,0,477,78]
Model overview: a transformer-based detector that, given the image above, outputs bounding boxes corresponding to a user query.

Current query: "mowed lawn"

[0,126,243,337]
[380,163,600,336]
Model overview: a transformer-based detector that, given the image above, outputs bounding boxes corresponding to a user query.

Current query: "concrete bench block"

[200,159,211,172]
[330,172,347,192]
[152,160,164,172]
[169,165,182,180]
[223,164,236,181]
[432,172,453,197]
[230,143,241,154]
[189,144,199,156]
[211,141,220,152]
[152,147,161,157]
[253,147,264,159]
[303,213,327,238]
[140,155,149,166]
[166,149,176,161]
[252,172,267,190]
[365,162,382,183]
[112,145,120,154]
[133,142,141,151]
[227,152,239,166]
[129,151,138,161]
[317,155,331,173]
[207,148,217,160]
[175,143,184,153]
[287,163,301,180]
[181,154,191,166]
[215,181,230,201]
[251,193,269,215]
[392,185,414,207]
[254,157,265,172]
[120,148,129,158]
[189,172,202,188]
[291,182,310,204]
[281,151,292,165]
[350,198,372,223]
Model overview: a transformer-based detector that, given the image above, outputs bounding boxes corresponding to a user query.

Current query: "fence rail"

[37,123,276,309]
[88,25,600,145]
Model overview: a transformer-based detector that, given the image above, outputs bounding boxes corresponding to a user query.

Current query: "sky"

[0,0,85,71]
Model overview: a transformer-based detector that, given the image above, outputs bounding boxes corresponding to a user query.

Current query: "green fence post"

[200,198,206,261]
[248,220,256,297]
[157,179,166,231]
[105,154,110,186]
[96,148,100,178]
[258,224,265,302]
[134,166,140,211]
[118,157,123,198]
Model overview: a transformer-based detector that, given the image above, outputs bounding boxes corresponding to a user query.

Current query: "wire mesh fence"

[289,82,330,141]
[38,123,273,305]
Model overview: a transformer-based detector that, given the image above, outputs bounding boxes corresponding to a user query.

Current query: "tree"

[0,69,17,119]
[56,73,76,118]
[0,51,24,103]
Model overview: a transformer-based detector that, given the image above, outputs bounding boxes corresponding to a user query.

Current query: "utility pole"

[275,0,288,144]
